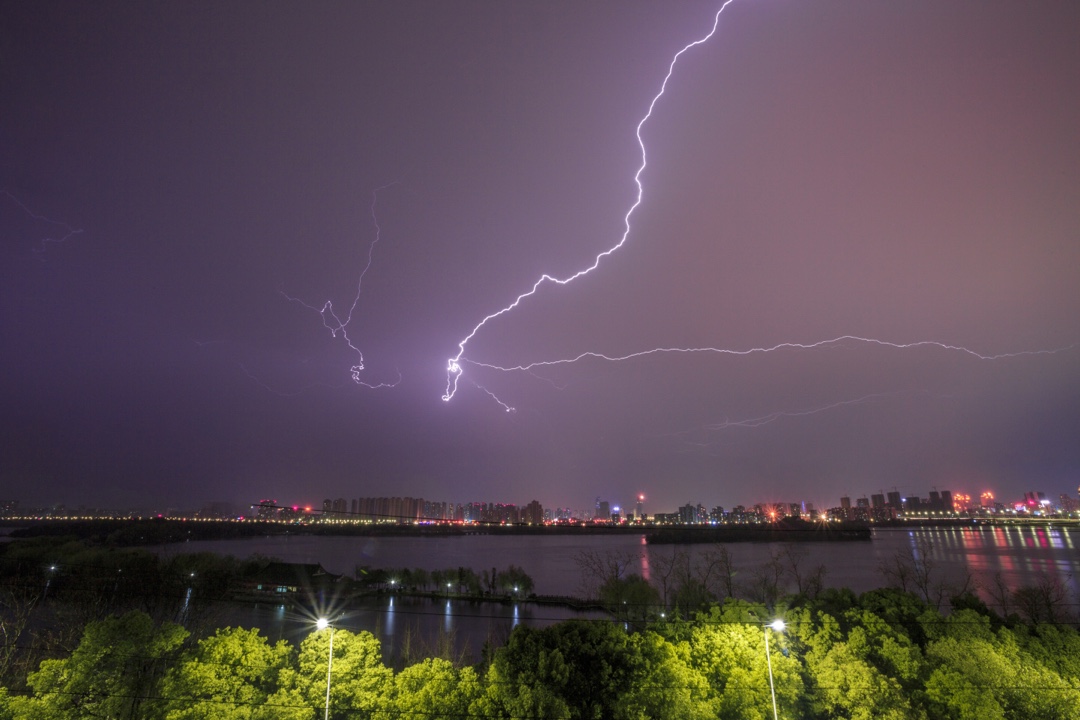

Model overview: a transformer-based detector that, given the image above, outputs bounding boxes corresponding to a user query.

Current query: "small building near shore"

[240,561,343,598]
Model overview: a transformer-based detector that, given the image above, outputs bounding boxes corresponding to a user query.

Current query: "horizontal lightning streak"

[464,336,1076,373]
[238,363,400,397]
[705,392,907,431]
[443,0,740,403]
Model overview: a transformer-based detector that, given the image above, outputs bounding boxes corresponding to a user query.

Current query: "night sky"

[3,1,1078,513]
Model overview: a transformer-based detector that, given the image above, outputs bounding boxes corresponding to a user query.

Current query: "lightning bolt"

[473,382,516,413]
[443,1,740,403]
[441,3,1072,409]
[282,183,399,386]
[704,391,913,431]
[463,336,1076,374]
[669,390,946,452]
[238,363,401,397]
[2,189,83,256]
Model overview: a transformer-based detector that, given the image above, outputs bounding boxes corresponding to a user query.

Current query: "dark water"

[209,594,607,666]
[164,525,1080,598]
[163,525,1080,663]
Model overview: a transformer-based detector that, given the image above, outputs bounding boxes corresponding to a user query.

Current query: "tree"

[1011,575,1073,624]
[160,626,292,720]
[616,631,714,720]
[263,628,391,720]
[0,578,39,687]
[924,632,1080,720]
[782,544,826,599]
[573,549,638,601]
[495,566,533,598]
[374,658,481,720]
[475,621,641,719]
[6,610,188,720]
[648,546,684,610]
[807,639,918,720]
[744,549,786,609]
[685,601,804,720]
[599,574,662,626]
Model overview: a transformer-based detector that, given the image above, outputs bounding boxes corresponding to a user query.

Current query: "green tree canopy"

[161,626,292,720]
[6,610,187,720]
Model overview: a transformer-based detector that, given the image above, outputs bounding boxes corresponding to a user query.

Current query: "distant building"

[255,499,278,520]
[522,499,544,525]
[595,500,610,522]
[678,503,704,524]
[871,494,885,509]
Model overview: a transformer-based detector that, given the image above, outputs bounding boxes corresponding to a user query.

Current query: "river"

[161,524,1079,663]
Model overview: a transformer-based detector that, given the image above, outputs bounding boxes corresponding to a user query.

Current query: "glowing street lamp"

[316,618,334,720]
[764,619,785,720]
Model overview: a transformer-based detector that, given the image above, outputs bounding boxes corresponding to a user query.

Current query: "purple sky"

[3,0,1078,514]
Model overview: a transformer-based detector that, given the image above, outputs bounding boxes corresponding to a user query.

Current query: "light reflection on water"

[165,526,1080,598]
[211,593,602,665]
[167,525,1080,659]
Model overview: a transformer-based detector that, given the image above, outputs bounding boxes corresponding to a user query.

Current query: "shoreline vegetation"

[2,532,1079,719]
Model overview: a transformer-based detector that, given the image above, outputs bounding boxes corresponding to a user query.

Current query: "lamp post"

[763,619,785,720]
[316,617,334,720]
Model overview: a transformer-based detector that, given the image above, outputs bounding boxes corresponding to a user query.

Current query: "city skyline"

[3,1,1078,510]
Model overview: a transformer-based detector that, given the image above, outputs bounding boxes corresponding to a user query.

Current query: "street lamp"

[763,619,785,720]
[316,617,334,720]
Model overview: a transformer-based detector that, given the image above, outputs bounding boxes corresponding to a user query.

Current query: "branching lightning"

[2,189,83,256]
[282,183,400,388]
[443,1,740,403]
[441,2,1072,413]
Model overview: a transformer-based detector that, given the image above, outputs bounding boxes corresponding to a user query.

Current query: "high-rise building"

[886,491,902,508]
[871,494,885,509]
[522,500,543,525]
[635,494,644,521]
[840,496,851,510]
[678,503,702,524]
[596,500,611,521]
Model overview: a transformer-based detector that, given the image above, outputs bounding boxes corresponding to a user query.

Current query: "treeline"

[355,564,534,598]
[3,589,1080,719]
[0,536,305,689]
